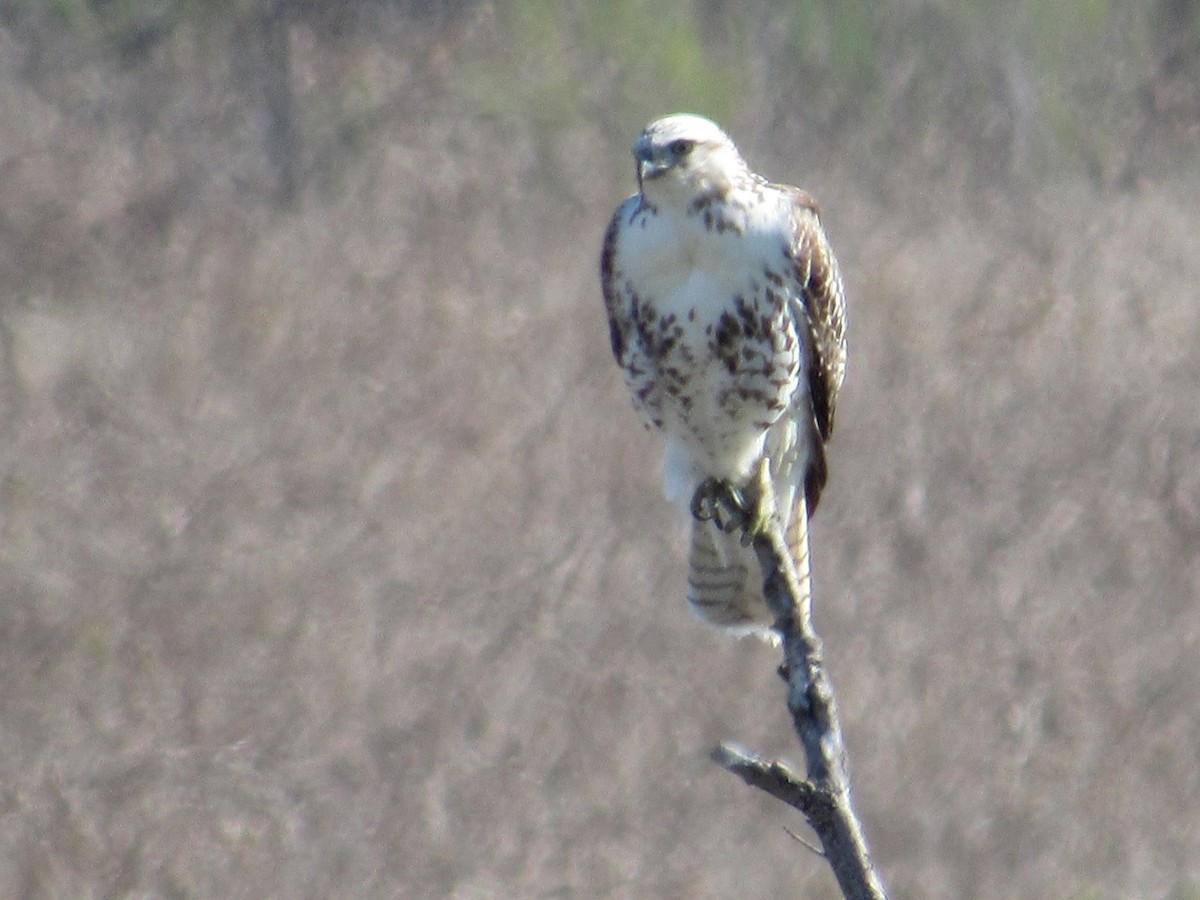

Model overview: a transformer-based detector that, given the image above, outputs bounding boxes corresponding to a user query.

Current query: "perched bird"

[600,114,846,635]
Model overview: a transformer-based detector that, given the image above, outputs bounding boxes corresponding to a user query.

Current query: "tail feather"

[686,519,770,630]
[686,474,814,636]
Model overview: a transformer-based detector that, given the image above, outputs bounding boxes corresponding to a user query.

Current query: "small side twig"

[712,462,887,900]
[783,825,826,858]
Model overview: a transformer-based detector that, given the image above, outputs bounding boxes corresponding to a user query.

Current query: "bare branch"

[710,743,828,820]
[712,462,888,900]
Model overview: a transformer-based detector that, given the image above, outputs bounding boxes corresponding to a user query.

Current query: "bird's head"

[631,114,749,199]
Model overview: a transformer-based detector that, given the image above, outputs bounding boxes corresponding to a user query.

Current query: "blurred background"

[1,1,1198,897]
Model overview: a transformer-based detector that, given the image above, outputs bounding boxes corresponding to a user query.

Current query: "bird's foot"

[691,477,746,532]
[691,478,763,546]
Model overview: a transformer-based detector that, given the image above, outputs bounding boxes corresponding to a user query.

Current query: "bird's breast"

[613,209,802,479]
[621,209,773,319]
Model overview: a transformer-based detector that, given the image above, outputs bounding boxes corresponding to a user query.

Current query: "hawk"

[600,114,846,635]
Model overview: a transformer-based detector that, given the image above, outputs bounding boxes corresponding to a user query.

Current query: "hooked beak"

[633,136,670,189]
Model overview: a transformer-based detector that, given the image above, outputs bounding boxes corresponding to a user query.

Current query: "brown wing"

[785,189,847,512]
[599,196,638,368]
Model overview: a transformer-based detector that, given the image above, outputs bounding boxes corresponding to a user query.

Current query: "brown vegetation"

[1,3,1198,897]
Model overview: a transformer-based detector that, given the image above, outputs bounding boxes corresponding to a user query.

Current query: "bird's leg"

[744,458,774,547]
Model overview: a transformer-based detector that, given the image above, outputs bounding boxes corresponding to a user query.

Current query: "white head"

[631,114,750,199]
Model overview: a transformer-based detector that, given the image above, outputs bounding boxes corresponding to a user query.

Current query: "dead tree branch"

[712,463,888,900]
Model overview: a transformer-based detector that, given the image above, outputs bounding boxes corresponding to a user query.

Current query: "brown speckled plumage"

[600,114,846,633]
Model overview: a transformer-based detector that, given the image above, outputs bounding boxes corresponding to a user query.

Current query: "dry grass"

[1,8,1199,898]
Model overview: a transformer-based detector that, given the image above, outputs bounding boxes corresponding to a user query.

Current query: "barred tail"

[686,519,773,634]
[686,478,812,638]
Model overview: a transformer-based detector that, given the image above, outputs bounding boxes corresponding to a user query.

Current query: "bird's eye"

[668,139,694,157]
